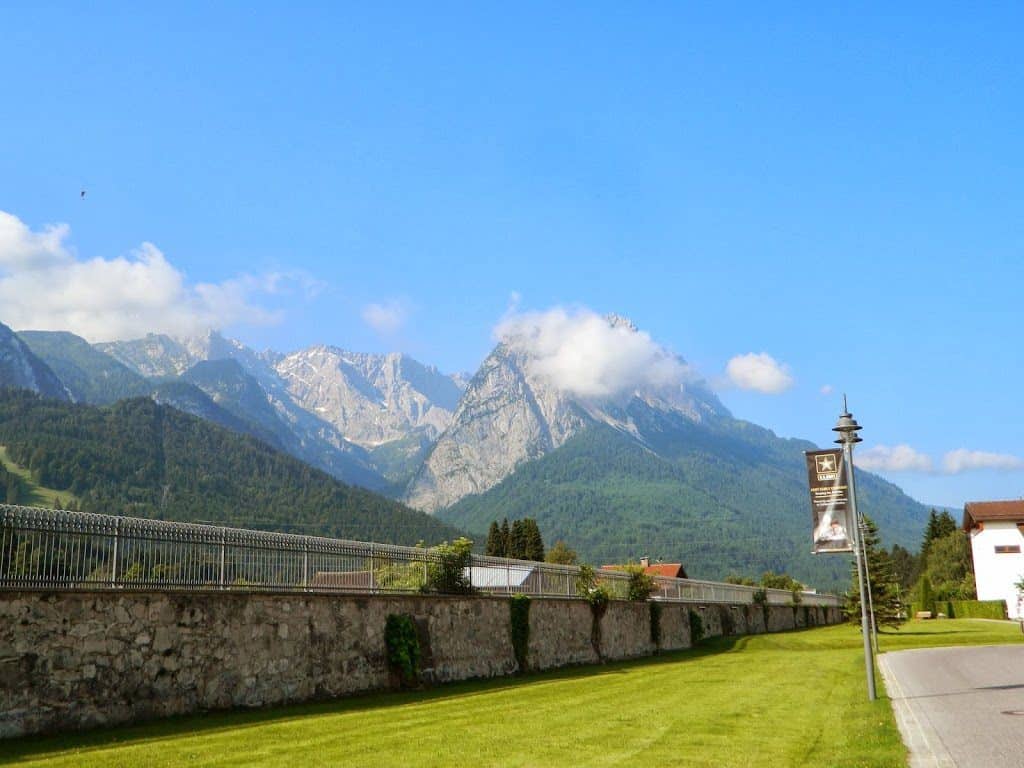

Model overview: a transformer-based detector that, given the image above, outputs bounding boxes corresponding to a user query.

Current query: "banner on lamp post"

[805,449,854,553]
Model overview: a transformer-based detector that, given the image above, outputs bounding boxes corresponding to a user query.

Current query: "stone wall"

[0,591,843,739]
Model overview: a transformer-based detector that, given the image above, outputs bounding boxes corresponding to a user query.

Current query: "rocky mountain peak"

[405,316,728,513]
[273,345,463,448]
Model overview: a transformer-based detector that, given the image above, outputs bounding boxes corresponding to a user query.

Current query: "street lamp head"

[833,403,863,444]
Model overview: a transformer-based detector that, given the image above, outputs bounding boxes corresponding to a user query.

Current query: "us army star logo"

[815,454,837,473]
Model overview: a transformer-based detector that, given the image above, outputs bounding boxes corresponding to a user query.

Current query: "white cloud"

[855,444,934,473]
[942,449,1024,474]
[724,353,794,394]
[494,307,690,399]
[0,211,306,341]
[820,384,834,395]
[361,299,409,334]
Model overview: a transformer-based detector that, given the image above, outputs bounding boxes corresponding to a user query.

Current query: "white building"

[963,500,1024,619]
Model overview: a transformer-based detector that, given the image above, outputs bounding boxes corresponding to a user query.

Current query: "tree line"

[845,509,975,627]
[0,389,462,546]
[485,517,545,561]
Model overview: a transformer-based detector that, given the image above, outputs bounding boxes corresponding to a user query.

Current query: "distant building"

[963,500,1024,619]
[465,564,542,593]
[600,558,689,580]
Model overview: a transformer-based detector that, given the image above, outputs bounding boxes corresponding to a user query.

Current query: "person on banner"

[815,513,847,545]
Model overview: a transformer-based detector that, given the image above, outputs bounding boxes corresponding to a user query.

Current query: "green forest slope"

[0,389,463,545]
[438,413,930,591]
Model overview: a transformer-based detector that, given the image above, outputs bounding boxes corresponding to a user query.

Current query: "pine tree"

[934,511,957,540]
[920,510,956,563]
[485,521,503,556]
[889,544,918,592]
[500,519,511,557]
[523,518,545,561]
[846,516,904,628]
[509,519,527,560]
[920,509,940,562]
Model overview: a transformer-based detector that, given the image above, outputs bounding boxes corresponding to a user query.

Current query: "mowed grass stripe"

[5,620,1022,768]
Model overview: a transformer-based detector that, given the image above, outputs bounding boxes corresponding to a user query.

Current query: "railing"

[0,505,840,607]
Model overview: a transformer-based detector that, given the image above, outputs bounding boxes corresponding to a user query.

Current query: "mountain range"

[1,317,932,589]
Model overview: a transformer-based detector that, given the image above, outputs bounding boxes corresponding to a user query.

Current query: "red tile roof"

[644,563,688,579]
[600,563,688,579]
[963,500,1024,530]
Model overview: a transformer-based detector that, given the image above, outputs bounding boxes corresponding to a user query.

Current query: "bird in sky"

[80,189,86,199]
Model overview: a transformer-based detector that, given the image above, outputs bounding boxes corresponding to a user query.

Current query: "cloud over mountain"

[724,352,794,394]
[494,307,691,399]
[0,210,306,342]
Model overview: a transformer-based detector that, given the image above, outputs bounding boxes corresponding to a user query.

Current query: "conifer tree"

[485,521,503,556]
[523,518,545,561]
[500,518,511,557]
[846,515,903,628]
[509,519,527,559]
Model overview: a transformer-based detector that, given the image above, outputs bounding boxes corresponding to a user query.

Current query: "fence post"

[302,543,309,592]
[219,528,226,589]
[110,517,120,589]
[369,544,376,594]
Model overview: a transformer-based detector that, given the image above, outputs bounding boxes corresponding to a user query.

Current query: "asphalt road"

[880,644,1024,768]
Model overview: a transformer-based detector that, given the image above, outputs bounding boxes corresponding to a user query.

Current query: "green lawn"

[4,619,1022,768]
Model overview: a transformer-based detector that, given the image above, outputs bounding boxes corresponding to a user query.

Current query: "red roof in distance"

[600,563,688,579]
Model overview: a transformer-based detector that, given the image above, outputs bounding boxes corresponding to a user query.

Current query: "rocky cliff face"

[96,331,269,381]
[0,322,69,401]
[404,322,726,513]
[274,346,463,447]
[405,343,589,511]
[89,331,465,490]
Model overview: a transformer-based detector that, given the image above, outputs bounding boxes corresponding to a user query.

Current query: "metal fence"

[0,505,840,607]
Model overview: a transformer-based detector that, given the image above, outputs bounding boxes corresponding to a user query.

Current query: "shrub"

[649,601,663,648]
[575,565,611,658]
[509,595,531,672]
[689,609,704,644]
[575,564,597,597]
[752,589,768,606]
[384,613,420,687]
[424,537,475,594]
[624,564,656,601]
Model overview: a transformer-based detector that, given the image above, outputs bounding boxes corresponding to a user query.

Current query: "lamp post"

[833,400,876,701]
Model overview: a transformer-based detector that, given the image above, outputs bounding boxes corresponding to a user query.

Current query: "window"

[994,545,1021,554]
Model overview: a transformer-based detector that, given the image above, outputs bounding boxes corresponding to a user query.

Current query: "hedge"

[948,600,1007,620]
[906,600,1007,620]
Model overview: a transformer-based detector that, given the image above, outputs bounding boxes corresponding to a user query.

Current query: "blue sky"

[1,4,1022,508]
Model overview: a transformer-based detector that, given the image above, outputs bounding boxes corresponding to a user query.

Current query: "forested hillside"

[439,417,930,591]
[19,331,152,404]
[0,389,463,545]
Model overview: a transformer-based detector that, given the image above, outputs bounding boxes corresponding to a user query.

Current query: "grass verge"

[3,619,1022,767]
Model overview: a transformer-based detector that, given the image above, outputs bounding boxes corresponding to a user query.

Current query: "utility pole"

[833,398,876,701]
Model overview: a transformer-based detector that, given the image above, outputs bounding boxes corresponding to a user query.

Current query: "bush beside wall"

[509,595,531,672]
